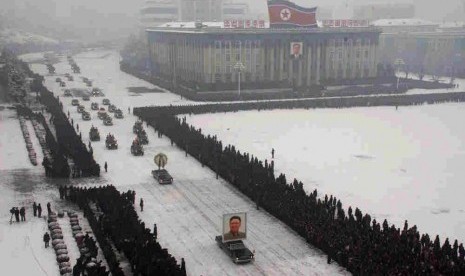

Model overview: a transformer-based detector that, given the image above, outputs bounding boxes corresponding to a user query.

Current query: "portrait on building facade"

[290,42,303,58]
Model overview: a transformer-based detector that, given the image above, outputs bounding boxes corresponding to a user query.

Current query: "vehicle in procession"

[216,212,254,264]
[114,109,124,119]
[64,89,72,97]
[131,139,144,156]
[97,108,107,119]
[137,129,149,145]
[77,105,85,113]
[105,134,118,149]
[82,111,91,121]
[215,236,255,264]
[91,102,99,110]
[82,95,90,101]
[103,117,113,126]
[71,99,79,106]
[102,98,110,105]
[133,120,143,134]
[89,126,100,141]
[152,153,172,184]
[108,104,116,113]
[152,169,173,184]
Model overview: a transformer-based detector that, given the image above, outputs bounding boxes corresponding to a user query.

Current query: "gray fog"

[0,0,464,43]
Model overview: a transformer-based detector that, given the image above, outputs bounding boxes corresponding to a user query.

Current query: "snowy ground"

[186,104,465,246]
[2,50,353,275]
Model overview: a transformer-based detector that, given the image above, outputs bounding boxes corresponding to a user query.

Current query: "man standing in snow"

[104,162,108,172]
[43,232,50,248]
[37,203,42,218]
[47,202,51,215]
[20,207,26,221]
[271,148,275,159]
[140,198,144,212]
[14,207,20,222]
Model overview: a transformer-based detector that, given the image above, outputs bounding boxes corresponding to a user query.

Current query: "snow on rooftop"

[371,18,439,27]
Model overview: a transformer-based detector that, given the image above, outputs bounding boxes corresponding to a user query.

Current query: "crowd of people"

[134,105,465,275]
[65,185,186,276]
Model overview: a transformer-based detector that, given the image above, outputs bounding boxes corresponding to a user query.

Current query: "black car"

[108,104,116,113]
[82,95,90,101]
[151,169,173,184]
[82,112,91,121]
[102,98,110,105]
[71,99,79,106]
[91,102,99,110]
[64,90,72,97]
[215,236,255,264]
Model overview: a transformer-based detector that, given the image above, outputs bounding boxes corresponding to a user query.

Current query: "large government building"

[146,23,381,92]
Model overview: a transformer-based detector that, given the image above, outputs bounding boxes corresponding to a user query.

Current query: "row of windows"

[329,49,370,60]
[328,38,371,47]
[214,40,261,49]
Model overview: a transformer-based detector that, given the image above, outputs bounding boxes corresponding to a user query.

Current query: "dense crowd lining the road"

[135,102,465,275]
[65,185,187,276]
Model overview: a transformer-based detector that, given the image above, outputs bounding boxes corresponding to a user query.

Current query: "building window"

[226,54,230,62]
[356,50,361,59]
[338,50,343,60]
[364,50,369,59]
[356,39,362,47]
[215,41,221,49]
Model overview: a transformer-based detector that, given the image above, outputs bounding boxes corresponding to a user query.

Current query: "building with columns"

[147,23,381,92]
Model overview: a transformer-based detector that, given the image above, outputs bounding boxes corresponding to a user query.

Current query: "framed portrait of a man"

[222,212,247,242]
[290,42,303,58]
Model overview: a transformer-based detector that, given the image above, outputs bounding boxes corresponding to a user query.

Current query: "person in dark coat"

[37,203,42,218]
[9,207,15,223]
[32,202,37,217]
[43,232,50,248]
[14,207,20,222]
[140,198,144,212]
[104,162,108,172]
[20,207,26,221]
[47,202,51,214]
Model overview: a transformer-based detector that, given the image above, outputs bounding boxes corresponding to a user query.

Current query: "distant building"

[179,0,223,22]
[146,23,380,92]
[354,3,415,21]
[378,29,465,78]
[140,0,252,28]
[140,0,179,28]
[222,2,249,20]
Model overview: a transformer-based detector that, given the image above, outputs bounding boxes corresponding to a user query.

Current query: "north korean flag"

[268,0,318,28]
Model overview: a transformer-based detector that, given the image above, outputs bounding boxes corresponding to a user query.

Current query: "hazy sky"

[0,0,464,42]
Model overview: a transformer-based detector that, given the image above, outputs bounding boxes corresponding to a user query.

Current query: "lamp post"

[394,58,405,90]
[234,61,245,98]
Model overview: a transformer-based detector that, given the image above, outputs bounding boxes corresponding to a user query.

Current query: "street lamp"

[234,61,245,98]
[394,58,405,90]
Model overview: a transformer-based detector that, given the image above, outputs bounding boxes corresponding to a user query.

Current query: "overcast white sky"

[0,0,463,42]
